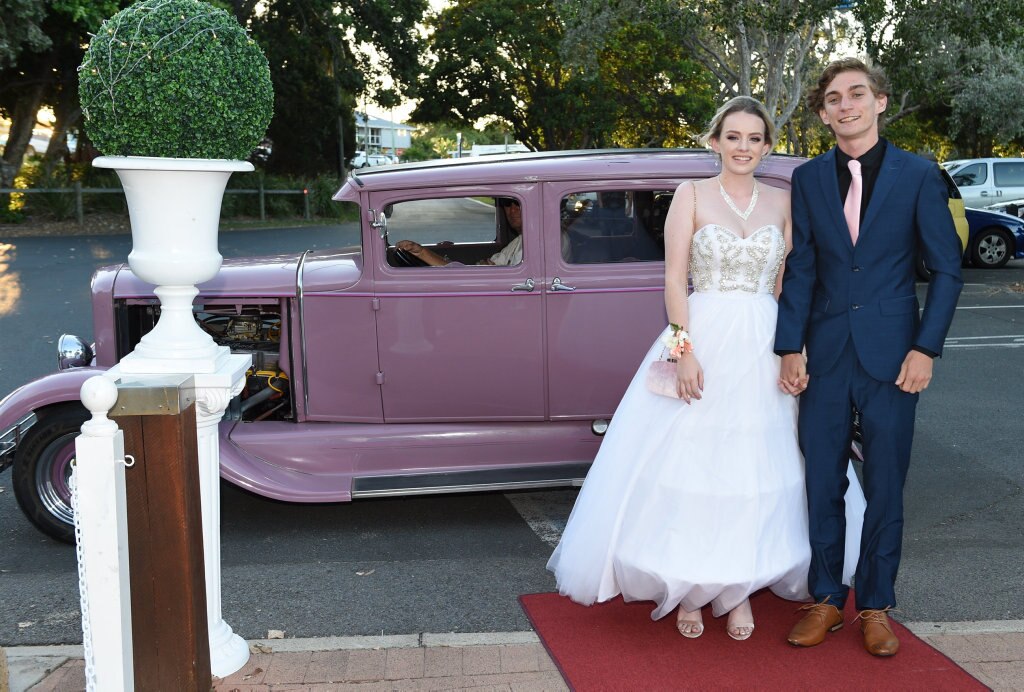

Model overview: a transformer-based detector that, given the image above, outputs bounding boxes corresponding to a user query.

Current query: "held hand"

[778,353,809,396]
[675,354,704,404]
[895,350,933,393]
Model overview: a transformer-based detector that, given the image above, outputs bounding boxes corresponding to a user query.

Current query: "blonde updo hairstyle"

[699,96,776,154]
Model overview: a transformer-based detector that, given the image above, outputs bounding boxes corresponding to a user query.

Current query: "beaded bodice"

[690,224,785,294]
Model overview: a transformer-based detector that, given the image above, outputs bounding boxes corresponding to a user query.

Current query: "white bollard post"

[75,376,134,692]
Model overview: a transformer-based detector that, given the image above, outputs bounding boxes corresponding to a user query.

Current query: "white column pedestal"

[192,354,251,678]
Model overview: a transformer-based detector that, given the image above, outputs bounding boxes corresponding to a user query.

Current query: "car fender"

[0,368,108,437]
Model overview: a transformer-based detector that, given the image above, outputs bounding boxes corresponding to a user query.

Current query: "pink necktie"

[844,159,862,245]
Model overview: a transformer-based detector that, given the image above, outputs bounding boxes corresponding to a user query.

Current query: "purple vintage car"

[0,150,804,542]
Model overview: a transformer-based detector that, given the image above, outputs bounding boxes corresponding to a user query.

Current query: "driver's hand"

[396,239,423,255]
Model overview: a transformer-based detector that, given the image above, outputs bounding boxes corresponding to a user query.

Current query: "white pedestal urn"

[92,156,252,373]
[93,155,254,677]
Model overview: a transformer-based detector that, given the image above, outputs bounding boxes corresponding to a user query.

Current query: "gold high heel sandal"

[676,606,704,639]
[726,600,755,641]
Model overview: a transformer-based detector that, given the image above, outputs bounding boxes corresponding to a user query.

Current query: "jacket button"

[852,266,861,272]
[852,304,861,310]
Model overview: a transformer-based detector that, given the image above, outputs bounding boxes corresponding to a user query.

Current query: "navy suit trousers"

[799,338,918,610]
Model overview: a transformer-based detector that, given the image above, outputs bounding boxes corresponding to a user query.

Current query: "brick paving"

[14,631,1024,691]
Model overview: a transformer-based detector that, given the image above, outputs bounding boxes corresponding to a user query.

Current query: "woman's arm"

[775,189,793,300]
[664,181,696,326]
[663,180,702,402]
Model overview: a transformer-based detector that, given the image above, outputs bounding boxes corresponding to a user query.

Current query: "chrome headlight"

[57,334,94,370]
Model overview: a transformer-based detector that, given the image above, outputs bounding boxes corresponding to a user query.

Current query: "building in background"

[355,112,414,162]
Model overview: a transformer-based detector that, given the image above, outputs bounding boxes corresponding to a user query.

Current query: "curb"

[2,632,542,692]
[5,623,1023,691]
[1,646,9,692]
[904,619,1024,636]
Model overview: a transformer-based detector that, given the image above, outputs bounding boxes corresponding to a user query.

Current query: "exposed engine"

[116,301,292,422]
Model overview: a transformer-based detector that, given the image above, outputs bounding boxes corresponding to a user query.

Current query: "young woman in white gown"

[547,97,865,640]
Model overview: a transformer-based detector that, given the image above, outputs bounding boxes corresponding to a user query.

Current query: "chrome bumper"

[0,412,38,474]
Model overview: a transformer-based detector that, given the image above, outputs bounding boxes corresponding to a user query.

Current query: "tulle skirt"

[547,291,865,619]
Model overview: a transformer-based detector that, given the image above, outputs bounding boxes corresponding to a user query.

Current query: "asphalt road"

[0,228,1021,646]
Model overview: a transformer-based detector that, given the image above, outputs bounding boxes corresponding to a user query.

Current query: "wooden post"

[1,646,9,692]
[111,376,211,692]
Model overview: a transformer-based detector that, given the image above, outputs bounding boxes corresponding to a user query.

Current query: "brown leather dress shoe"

[788,599,844,647]
[858,608,899,656]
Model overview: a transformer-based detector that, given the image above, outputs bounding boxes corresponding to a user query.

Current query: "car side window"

[952,162,987,187]
[385,196,524,267]
[993,162,1024,186]
[562,190,670,264]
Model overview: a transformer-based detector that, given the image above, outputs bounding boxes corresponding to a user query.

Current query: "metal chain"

[70,466,98,691]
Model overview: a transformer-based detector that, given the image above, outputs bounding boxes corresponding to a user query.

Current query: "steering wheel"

[394,246,429,267]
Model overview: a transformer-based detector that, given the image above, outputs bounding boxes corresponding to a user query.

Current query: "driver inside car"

[391,199,573,268]
[394,198,525,266]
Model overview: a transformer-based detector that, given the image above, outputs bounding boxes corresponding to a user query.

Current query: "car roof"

[334,149,806,200]
[945,157,1024,165]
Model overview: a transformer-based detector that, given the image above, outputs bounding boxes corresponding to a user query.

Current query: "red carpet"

[520,591,986,691]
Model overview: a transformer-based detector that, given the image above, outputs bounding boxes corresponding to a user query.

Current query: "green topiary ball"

[79,0,273,160]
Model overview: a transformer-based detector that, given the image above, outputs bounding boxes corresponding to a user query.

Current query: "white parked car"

[944,157,1024,208]
[351,151,391,168]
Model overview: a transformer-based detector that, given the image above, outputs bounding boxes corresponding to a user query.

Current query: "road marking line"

[945,335,1024,348]
[955,305,1024,310]
[505,490,577,548]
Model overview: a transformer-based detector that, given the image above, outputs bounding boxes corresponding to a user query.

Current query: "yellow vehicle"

[942,168,970,251]
[917,167,969,280]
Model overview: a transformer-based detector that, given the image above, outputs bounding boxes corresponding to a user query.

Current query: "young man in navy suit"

[775,59,963,656]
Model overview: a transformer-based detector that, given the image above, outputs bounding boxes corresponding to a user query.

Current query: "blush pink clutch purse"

[645,359,680,399]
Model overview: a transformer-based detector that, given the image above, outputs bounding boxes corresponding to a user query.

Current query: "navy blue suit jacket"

[776,144,964,382]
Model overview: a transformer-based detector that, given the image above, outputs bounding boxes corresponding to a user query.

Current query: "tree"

[557,0,845,138]
[852,0,1024,156]
[414,0,716,150]
[240,0,427,175]
[0,1,121,187]
[0,0,49,68]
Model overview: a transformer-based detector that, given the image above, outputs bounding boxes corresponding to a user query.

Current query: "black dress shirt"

[835,138,887,221]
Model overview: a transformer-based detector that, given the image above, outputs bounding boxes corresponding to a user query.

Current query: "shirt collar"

[836,138,887,170]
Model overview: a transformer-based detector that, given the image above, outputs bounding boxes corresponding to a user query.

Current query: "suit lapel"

[859,145,906,242]
[816,147,853,251]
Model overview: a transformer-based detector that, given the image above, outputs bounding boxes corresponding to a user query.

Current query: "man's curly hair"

[807,58,890,127]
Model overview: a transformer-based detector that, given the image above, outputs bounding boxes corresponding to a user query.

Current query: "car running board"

[351,463,590,498]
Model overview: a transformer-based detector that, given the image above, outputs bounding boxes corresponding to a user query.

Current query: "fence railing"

[0,182,311,224]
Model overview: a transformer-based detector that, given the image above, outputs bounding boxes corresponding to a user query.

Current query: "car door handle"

[551,277,576,292]
[981,191,990,196]
[511,278,535,292]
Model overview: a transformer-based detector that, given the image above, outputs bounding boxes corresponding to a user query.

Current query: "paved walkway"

[6,622,1024,691]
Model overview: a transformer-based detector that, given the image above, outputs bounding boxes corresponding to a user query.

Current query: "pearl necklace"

[718,176,759,221]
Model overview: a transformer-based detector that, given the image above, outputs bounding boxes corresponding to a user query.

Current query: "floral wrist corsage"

[662,323,695,359]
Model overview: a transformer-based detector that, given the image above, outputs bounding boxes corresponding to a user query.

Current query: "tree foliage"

[413,0,716,150]
[1,1,123,187]
[239,0,427,175]
[2,0,427,192]
[557,0,844,138]
[852,0,1024,156]
[0,0,50,68]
